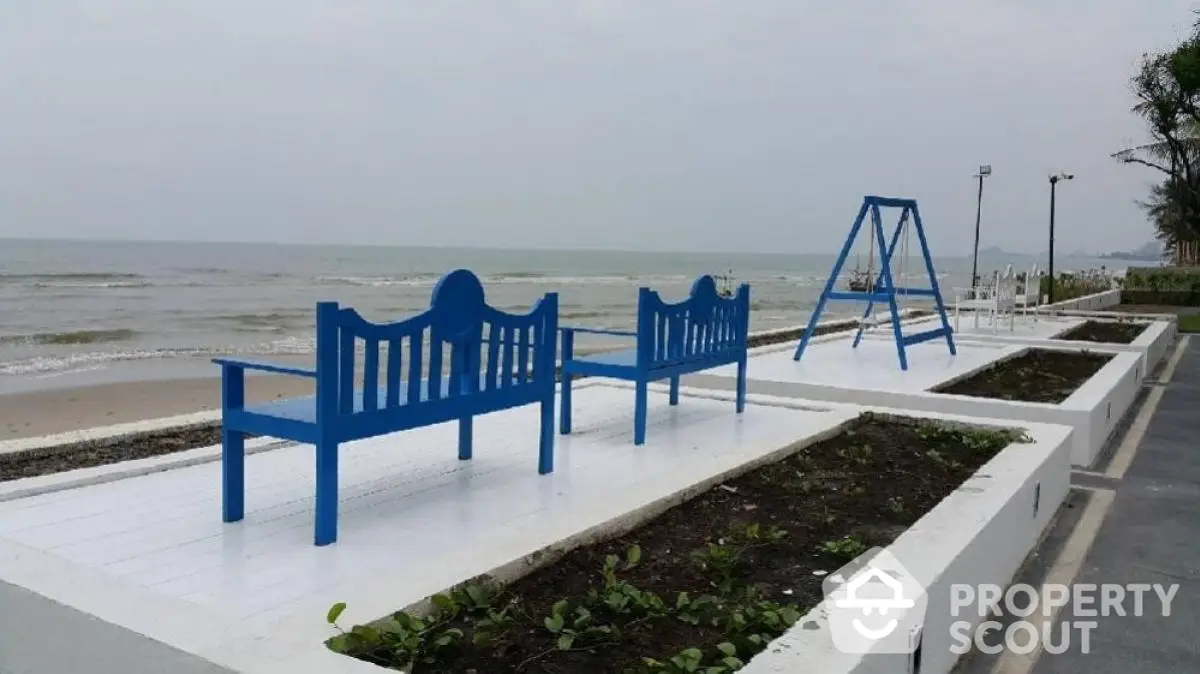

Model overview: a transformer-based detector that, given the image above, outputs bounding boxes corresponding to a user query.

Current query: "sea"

[0,239,1122,394]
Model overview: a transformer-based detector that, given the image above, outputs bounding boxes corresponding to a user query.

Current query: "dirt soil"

[935,349,1112,404]
[1057,321,1146,344]
[0,424,251,482]
[1107,304,1200,315]
[333,414,1024,673]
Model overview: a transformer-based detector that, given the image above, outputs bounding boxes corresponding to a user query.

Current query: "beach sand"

[0,375,315,441]
[0,315,904,442]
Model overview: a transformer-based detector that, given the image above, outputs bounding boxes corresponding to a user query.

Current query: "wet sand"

[0,375,314,440]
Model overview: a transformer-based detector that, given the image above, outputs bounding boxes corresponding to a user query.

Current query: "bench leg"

[634,380,648,446]
[221,428,245,523]
[736,358,747,414]
[559,373,573,435]
[669,376,680,405]
[314,438,339,546]
[538,397,554,475]
[220,366,245,524]
[458,416,473,461]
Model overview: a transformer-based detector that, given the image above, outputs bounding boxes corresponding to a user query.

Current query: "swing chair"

[794,196,956,371]
[849,215,913,329]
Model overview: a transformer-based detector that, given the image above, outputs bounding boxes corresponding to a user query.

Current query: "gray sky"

[1,1,1197,255]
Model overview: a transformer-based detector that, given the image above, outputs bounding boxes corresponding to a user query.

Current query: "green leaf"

[325,633,348,653]
[326,602,347,625]
[431,593,455,612]
[676,591,691,609]
[557,633,576,651]
[552,599,570,617]
[544,614,565,633]
[465,584,487,606]
[626,544,643,566]
[716,642,737,657]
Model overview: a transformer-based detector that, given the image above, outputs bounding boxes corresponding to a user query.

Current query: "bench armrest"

[212,358,317,378]
[560,326,638,338]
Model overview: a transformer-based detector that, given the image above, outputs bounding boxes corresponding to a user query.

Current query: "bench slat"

[485,323,501,390]
[386,337,402,408]
[408,331,424,405]
[448,338,466,398]
[339,330,355,416]
[428,329,443,400]
[500,325,514,389]
[363,338,379,411]
[517,326,529,384]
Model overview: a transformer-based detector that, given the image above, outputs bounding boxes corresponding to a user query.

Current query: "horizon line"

[0,235,1083,259]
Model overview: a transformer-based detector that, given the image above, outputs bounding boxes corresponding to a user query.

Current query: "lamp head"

[978,165,992,177]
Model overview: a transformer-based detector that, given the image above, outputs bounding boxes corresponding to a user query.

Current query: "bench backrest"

[313,269,558,435]
[636,274,751,369]
[1022,263,1040,302]
[995,264,1017,309]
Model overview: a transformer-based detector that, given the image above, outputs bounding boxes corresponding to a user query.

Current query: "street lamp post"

[1047,171,1074,304]
[970,165,992,290]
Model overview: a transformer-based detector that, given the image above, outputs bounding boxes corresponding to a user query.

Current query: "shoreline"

[0,313,927,442]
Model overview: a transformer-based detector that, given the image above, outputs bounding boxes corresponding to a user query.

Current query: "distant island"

[1098,241,1162,261]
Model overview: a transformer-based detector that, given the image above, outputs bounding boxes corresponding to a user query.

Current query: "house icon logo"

[824,547,927,655]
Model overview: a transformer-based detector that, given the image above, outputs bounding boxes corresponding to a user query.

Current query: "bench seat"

[244,375,515,423]
[569,348,637,369]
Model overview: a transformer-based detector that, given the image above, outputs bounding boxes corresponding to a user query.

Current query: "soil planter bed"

[0,423,260,483]
[326,414,1026,674]
[1056,320,1147,345]
[933,348,1113,403]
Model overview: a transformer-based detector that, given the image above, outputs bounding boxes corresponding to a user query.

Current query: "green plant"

[836,443,873,467]
[691,524,788,594]
[326,602,465,669]
[817,535,868,562]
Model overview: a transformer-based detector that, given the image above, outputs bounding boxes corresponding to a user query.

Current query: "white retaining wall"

[740,400,1074,674]
[687,346,1141,468]
[1041,288,1121,312]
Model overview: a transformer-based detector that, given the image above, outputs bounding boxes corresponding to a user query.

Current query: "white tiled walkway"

[696,336,1017,394]
[0,383,854,631]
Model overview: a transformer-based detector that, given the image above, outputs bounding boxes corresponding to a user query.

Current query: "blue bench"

[559,274,750,445]
[213,269,559,546]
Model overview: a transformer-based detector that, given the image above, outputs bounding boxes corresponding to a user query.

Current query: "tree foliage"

[1118,11,1200,252]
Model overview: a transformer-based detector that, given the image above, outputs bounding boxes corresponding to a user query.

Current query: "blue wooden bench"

[212,269,559,546]
[559,274,750,445]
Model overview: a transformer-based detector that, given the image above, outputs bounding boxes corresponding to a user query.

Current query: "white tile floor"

[895,314,1083,343]
[0,383,853,630]
[701,335,1017,394]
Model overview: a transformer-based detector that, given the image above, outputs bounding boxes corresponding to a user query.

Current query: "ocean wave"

[193,312,310,333]
[0,328,138,346]
[31,280,154,289]
[0,336,316,376]
[315,275,441,287]
[313,273,694,288]
[0,272,143,282]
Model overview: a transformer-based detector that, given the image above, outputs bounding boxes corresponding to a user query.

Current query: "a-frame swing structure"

[793,196,956,371]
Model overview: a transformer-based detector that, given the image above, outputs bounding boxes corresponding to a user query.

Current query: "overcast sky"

[1,1,1196,255]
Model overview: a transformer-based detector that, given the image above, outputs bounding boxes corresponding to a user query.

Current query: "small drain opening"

[1033,482,1041,519]
[1106,401,1112,421]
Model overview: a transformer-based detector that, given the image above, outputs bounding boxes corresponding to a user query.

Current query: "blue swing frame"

[792,196,956,370]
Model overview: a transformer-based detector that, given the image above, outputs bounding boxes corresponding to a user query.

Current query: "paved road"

[1030,339,1200,673]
